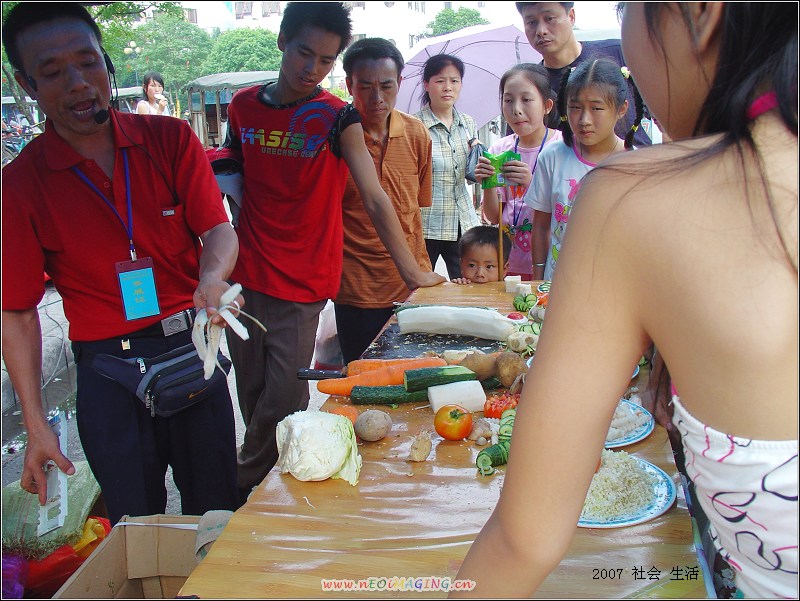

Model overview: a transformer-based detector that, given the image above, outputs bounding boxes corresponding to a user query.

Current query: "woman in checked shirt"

[415,54,480,279]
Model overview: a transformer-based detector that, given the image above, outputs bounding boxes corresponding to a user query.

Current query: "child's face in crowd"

[567,84,627,148]
[502,72,552,140]
[460,244,502,283]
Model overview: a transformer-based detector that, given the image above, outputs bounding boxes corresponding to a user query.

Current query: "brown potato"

[354,409,393,441]
[459,351,499,380]
[495,352,528,388]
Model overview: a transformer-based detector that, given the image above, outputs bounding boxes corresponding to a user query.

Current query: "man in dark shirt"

[516,2,651,146]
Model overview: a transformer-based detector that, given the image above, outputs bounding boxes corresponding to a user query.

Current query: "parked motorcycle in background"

[2,123,40,168]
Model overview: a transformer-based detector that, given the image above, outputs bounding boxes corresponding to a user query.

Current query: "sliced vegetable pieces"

[476,408,516,476]
[476,440,510,476]
[483,392,519,419]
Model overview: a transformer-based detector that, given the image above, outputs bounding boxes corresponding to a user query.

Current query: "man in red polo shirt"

[1,3,241,523]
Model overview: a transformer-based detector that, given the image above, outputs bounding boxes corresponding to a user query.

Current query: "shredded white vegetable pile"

[581,449,655,522]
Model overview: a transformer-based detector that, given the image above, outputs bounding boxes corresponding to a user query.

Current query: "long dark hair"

[649,4,798,139]
[634,3,797,269]
[141,72,165,101]
[619,3,798,404]
[420,53,465,107]
[557,58,643,150]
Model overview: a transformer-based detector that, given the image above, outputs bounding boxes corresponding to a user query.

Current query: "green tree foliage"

[427,7,489,36]
[1,1,184,120]
[116,13,212,111]
[202,28,281,74]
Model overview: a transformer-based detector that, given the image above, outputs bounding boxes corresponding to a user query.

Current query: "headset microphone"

[94,109,110,124]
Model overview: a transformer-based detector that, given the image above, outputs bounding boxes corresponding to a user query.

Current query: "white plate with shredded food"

[605,399,654,448]
[579,453,676,529]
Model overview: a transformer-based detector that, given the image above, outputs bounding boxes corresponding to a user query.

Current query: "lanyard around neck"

[71,148,138,261]
[510,129,549,226]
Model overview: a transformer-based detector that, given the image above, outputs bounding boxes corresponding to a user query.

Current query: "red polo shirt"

[2,111,230,341]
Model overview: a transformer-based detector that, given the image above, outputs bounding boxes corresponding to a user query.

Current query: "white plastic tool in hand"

[192,283,267,380]
[38,411,68,537]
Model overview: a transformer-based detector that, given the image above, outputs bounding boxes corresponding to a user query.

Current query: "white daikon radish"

[428,380,487,413]
[397,306,516,341]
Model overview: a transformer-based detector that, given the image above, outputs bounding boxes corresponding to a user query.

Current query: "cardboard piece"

[52,514,199,599]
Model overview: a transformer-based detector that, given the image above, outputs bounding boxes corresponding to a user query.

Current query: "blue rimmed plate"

[605,399,654,448]
[578,457,676,529]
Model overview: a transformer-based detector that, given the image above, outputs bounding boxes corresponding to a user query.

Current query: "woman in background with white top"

[137,71,171,117]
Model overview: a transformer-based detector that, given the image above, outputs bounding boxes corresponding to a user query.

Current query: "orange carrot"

[346,356,443,376]
[318,357,446,396]
[325,405,361,425]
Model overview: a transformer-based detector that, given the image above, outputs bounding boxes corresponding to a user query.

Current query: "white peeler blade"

[37,411,69,537]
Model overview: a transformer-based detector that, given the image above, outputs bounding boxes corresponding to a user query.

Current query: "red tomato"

[483,392,519,419]
[433,404,473,441]
[506,311,526,320]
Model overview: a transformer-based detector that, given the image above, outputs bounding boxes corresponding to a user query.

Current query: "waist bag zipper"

[143,356,203,417]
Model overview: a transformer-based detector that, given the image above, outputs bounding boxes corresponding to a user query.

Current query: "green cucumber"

[480,376,502,390]
[513,295,532,312]
[498,409,516,442]
[403,365,477,393]
[350,385,429,406]
[476,440,511,476]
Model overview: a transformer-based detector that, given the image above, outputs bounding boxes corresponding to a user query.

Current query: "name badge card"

[115,257,160,320]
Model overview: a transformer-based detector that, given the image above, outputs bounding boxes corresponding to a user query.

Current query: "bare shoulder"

[575,137,725,225]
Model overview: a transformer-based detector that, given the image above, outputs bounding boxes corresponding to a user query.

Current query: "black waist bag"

[88,343,232,417]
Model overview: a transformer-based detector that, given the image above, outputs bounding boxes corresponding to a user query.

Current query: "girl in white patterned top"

[454,4,797,598]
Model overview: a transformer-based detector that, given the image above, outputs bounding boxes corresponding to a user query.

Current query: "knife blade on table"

[296,368,345,380]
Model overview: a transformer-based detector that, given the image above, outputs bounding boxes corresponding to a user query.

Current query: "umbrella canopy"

[397,24,542,130]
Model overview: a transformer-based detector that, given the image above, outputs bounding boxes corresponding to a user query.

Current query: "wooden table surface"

[180,282,706,598]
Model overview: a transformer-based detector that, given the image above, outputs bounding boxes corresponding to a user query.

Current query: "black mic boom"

[94,109,110,124]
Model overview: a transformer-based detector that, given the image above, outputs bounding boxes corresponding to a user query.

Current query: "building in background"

[181,1,511,48]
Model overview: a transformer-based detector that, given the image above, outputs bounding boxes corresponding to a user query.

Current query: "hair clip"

[620,66,631,80]
[560,115,568,122]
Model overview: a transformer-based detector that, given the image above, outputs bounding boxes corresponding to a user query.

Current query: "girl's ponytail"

[622,67,645,149]
[557,67,574,148]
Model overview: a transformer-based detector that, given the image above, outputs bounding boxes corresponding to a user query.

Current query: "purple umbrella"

[397,24,543,130]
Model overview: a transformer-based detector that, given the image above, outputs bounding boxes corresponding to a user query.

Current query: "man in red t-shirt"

[211,2,444,498]
[1,3,241,523]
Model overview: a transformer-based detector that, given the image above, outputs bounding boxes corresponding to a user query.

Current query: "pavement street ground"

[1,258,449,513]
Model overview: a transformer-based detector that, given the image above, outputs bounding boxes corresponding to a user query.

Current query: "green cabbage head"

[276,411,362,486]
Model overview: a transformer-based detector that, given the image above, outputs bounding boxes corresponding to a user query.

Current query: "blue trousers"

[72,329,239,524]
